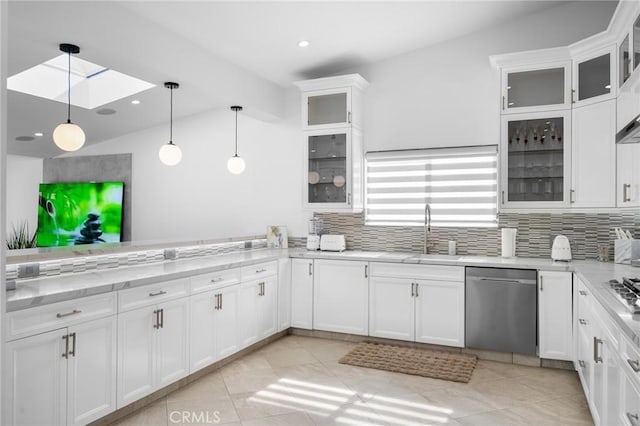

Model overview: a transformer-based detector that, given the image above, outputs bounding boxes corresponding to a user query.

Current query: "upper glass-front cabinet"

[500,111,571,208]
[304,88,351,129]
[572,46,615,107]
[620,34,631,87]
[501,62,571,114]
[634,15,640,72]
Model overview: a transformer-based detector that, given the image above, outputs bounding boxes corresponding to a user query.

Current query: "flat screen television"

[37,181,124,247]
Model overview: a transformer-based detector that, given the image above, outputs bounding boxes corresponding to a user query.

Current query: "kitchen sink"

[409,254,461,262]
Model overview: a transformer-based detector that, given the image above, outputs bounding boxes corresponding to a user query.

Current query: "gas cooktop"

[607,277,640,315]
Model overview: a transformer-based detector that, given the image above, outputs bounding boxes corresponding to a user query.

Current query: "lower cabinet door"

[215,285,240,359]
[415,279,465,347]
[189,290,217,373]
[5,328,68,426]
[369,276,414,341]
[621,369,640,426]
[291,259,314,329]
[67,316,117,426]
[539,271,573,361]
[238,281,259,348]
[257,276,278,340]
[117,307,157,408]
[576,322,593,398]
[156,297,190,388]
[278,258,292,331]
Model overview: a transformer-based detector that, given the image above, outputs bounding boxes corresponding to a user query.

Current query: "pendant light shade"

[159,82,182,166]
[53,43,85,152]
[228,105,245,174]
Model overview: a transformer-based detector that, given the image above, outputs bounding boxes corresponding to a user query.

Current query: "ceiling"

[7,1,608,158]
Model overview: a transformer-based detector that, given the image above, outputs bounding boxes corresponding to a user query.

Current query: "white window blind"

[365,145,498,227]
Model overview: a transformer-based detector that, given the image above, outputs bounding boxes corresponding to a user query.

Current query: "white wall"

[344,1,617,152]
[6,155,42,233]
[66,108,310,241]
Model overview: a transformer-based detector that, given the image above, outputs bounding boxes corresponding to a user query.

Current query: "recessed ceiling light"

[34,132,44,137]
[298,40,310,48]
[131,99,140,105]
[96,108,117,115]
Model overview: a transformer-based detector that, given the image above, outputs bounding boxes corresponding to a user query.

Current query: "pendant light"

[53,43,85,152]
[158,82,182,166]
[227,105,246,174]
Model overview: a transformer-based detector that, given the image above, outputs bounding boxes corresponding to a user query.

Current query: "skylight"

[8,54,155,109]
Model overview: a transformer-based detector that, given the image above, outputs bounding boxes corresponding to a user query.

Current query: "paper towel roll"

[501,228,517,258]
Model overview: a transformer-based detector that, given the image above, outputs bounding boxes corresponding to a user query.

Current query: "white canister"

[501,228,517,258]
[448,241,456,256]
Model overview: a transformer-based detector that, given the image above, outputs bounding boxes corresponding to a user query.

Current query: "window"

[365,145,498,227]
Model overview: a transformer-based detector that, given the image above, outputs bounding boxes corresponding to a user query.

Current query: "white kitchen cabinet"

[278,258,292,331]
[257,277,278,339]
[621,371,640,426]
[500,110,571,208]
[213,284,241,359]
[500,61,572,114]
[238,280,259,348]
[617,142,640,207]
[369,263,465,347]
[291,259,314,329]
[4,314,117,426]
[538,271,573,361]
[117,296,189,408]
[572,45,616,108]
[313,259,369,335]
[571,100,616,208]
[369,276,414,341]
[189,290,218,373]
[414,279,465,347]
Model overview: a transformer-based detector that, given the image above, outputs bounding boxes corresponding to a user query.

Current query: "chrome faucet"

[423,203,431,254]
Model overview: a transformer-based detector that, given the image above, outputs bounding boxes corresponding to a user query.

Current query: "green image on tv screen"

[37,181,124,247]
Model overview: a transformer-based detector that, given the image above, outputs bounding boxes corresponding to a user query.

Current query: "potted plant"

[6,221,37,249]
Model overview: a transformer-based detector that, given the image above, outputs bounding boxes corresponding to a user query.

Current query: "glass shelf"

[307,133,348,204]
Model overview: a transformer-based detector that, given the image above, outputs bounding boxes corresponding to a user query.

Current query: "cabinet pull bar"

[540,276,543,291]
[149,290,167,297]
[627,413,639,426]
[501,190,505,205]
[411,282,415,297]
[153,310,160,329]
[624,183,631,203]
[593,337,603,363]
[570,189,575,204]
[220,294,223,310]
[348,193,352,205]
[578,360,585,368]
[308,263,313,276]
[348,111,352,124]
[571,89,576,104]
[160,308,164,329]
[57,309,82,318]
[502,95,506,110]
[364,265,368,279]
[578,319,587,325]
[62,334,69,358]
[627,359,640,373]
[255,268,267,273]
[69,332,77,357]
[415,283,419,297]
[210,277,224,283]
[579,290,587,296]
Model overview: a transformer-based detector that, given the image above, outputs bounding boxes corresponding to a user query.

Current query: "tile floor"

[113,335,593,426]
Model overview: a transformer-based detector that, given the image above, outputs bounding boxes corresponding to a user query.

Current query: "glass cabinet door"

[307,133,348,204]
[305,89,350,127]
[505,67,565,110]
[505,116,565,203]
[634,15,640,71]
[577,53,611,101]
[620,34,631,87]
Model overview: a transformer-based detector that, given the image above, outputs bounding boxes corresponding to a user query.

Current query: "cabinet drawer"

[241,261,278,281]
[118,279,189,312]
[621,334,640,388]
[6,292,116,340]
[370,262,464,281]
[191,268,241,294]
[621,369,640,426]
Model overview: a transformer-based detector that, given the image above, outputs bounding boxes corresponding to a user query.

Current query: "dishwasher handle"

[474,277,537,285]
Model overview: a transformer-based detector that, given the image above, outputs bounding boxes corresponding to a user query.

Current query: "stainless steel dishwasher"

[465,267,537,355]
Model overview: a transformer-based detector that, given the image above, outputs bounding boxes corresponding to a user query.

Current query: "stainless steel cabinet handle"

[593,337,603,363]
[627,359,640,373]
[159,309,164,329]
[348,111,352,124]
[579,290,587,296]
[570,189,575,203]
[578,318,587,325]
[502,95,506,110]
[149,290,167,297]
[259,282,265,296]
[364,265,368,278]
[255,268,267,274]
[501,190,505,204]
[62,334,69,358]
[348,193,352,205]
[411,282,415,297]
[540,277,543,291]
[571,89,576,104]
[415,283,419,297]
[210,277,224,283]
[220,294,223,310]
[624,183,631,202]
[308,263,313,276]
[69,332,77,357]
[153,310,160,329]
[578,360,586,368]
[57,309,82,319]
[628,413,640,426]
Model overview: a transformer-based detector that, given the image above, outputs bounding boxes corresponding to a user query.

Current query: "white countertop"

[7,248,640,349]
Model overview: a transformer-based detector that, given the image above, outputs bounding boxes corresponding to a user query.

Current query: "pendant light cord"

[169,86,173,144]
[67,50,71,124]
[234,108,238,156]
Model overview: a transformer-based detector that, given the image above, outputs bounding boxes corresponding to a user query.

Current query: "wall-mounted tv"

[37,181,124,247]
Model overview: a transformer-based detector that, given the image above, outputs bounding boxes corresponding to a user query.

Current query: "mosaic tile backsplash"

[311,211,640,260]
